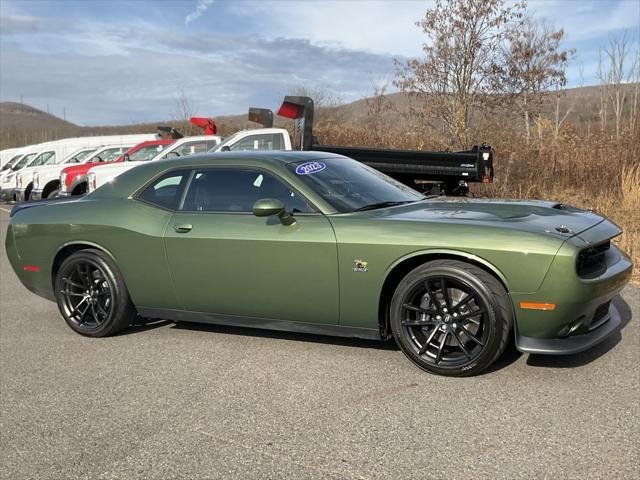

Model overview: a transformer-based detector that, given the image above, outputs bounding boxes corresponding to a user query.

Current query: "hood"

[32,163,69,175]
[368,198,604,238]
[89,162,135,176]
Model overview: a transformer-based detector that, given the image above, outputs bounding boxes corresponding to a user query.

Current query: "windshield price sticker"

[295,162,326,175]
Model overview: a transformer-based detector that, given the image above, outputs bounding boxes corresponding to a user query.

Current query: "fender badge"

[353,259,368,272]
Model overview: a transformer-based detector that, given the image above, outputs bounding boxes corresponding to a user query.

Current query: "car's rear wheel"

[54,249,137,337]
[390,260,512,376]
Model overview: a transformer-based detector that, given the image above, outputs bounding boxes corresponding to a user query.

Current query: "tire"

[46,189,60,199]
[390,260,512,376]
[54,249,137,337]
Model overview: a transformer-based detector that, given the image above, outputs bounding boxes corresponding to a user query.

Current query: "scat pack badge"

[353,259,368,272]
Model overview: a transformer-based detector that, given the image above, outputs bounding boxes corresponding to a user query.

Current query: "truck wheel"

[54,249,137,337]
[390,260,512,376]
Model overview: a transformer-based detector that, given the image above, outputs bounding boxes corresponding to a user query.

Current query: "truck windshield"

[128,144,168,161]
[31,151,56,166]
[288,157,423,213]
[13,153,37,170]
[2,154,24,171]
[211,132,242,152]
[69,149,96,163]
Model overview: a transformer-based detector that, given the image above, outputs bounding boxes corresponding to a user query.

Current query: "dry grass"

[314,118,639,284]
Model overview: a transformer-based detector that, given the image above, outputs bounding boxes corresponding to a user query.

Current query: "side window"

[136,169,191,210]
[181,168,313,213]
[230,134,283,151]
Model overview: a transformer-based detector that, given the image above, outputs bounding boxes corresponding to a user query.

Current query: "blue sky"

[1,0,638,125]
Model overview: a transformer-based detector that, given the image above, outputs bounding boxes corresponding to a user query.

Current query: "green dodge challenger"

[6,151,632,376]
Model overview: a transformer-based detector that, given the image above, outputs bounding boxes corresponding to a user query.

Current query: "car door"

[163,166,339,324]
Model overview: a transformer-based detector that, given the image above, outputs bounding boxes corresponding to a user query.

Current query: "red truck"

[58,139,175,196]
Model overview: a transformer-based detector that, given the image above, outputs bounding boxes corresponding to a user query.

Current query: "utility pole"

[63,107,66,121]
[20,95,23,104]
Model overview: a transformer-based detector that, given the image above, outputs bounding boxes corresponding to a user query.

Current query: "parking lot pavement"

[0,208,638,480]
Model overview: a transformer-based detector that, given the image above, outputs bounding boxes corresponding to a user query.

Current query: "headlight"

[60,172,67,192]
[33,172,40,188]
[87,172,96,192]
[16,173,22,188]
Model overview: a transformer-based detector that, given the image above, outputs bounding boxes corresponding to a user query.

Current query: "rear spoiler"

[10,196,80,217]
[248,108,274,128]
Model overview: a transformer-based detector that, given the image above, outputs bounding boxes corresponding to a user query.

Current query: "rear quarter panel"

[8,198,177,308]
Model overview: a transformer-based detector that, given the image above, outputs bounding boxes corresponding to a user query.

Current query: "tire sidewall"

[390,263,505,377]
[54,250,129,337]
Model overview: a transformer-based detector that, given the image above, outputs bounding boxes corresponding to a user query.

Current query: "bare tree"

[171,89,197,135]
[597,32,635,139]
[501,16,572,144]
[364,81,391,143]
[394,0,526,147]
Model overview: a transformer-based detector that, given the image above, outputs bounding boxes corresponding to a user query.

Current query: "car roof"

[155,150,344,169]
[88,150,348,201]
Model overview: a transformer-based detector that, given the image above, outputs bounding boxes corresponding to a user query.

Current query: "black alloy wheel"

[390,260,512,376]
[55,249,137,337]
[59,260,112,331]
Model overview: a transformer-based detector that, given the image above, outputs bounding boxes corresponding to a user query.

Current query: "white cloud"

[185,0,214,25]
[226,0,430,57]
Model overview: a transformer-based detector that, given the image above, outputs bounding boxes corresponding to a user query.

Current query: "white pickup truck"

[87,134,225,192]
[11,134,156,202]
[86,128,291,193]
[30,145,133,200]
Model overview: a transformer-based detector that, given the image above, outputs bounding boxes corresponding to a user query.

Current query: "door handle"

[174,223,193,233]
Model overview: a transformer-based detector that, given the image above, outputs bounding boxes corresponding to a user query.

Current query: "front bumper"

[512,221,632,355]
[516,302,622,354]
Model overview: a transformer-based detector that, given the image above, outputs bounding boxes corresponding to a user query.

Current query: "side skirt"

[137,308,383,341]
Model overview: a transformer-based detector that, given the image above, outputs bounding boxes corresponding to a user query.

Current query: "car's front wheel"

[390,260,512,376]
[54,249,137,337]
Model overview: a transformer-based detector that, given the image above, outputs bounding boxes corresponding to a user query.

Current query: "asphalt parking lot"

[0,207,638,480]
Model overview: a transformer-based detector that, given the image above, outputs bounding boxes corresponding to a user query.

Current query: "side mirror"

[220,145,231,152]
[165,151,180,158]
[123,154,130,162]
[252,198,295,225]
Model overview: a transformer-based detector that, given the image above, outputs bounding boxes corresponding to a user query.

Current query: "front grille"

[577,241,610,277]
[589,301,611,331]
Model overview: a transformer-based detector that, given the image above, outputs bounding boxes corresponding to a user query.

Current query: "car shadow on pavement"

[525,294,633,369]
[169,321,399,351]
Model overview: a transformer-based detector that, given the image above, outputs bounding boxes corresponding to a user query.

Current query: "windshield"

[211,132,241,152]
[13,153,37,170]
[2,154,24,171]
[68,149,96,163]
[87,147,126,163]
[128,144,168,161]
[288,157,424,213]
[31,151,56,167]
